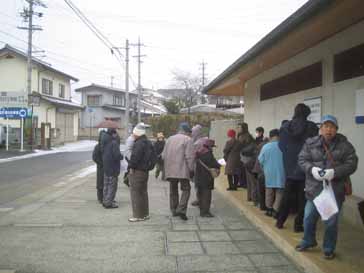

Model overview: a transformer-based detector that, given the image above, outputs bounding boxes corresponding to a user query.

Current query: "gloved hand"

[323,169,335,181]
[312,167,325,181]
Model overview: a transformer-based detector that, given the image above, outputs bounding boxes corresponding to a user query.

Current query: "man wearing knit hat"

[162,122,195,221]
[128,122,156,222]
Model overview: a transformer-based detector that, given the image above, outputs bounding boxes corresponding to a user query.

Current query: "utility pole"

[125,39,130,136]
[131,37,146,123]
[201,60,207,89]
[19,0,46,151]
[112,40,130,139]
[200,60,207,104]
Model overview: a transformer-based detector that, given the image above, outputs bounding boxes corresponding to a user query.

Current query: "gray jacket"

[298,134,358,202]
[162,132,195,180]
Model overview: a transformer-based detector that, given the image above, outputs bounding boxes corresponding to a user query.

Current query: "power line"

[63,0,116,54]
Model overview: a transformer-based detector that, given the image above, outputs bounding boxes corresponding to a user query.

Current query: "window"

[334,43,364,82]
[87,95,101,106]
[113,95,125,106]
[260,62,322,101]
[59,84,65,98]
[42,79,53,95]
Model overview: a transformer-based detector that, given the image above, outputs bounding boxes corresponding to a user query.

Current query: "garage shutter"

[56,112,74,142]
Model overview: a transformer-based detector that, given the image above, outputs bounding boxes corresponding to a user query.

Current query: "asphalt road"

[0,151,93,206]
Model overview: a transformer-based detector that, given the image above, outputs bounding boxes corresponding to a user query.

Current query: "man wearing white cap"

[128,123,157,222]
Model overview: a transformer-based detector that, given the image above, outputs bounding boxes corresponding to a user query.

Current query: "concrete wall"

[243,20,364,225]
[209,119,244,159]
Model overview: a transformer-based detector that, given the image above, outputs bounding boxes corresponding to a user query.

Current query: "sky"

[0,0,308,101]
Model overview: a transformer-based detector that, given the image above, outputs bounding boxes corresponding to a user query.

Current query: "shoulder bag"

[198,159,220,178]
[323,143,352,196]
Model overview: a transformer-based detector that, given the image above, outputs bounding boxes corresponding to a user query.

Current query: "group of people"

[223,103,358,260]
[92,121,221,223]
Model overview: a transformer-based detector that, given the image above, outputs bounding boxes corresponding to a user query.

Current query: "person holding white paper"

[296,115,358,260]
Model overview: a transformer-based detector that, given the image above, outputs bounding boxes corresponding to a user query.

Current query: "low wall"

[209,119,243,159]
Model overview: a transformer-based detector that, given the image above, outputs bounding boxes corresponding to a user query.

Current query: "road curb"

[215,178,324,273]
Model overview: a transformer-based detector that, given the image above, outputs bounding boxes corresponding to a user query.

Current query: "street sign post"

[0,107,29,152]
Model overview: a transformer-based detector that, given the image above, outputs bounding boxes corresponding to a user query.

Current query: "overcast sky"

[1,0,308,100]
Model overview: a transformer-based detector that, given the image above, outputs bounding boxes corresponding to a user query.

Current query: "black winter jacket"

[195,150,221,190]
[129,135,153,172]
[102,133,123,177]
[279,118,318,181]
[298,134,358,202]
[154,140,165,163]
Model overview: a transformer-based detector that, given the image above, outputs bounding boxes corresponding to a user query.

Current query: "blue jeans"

[300,199,342,253]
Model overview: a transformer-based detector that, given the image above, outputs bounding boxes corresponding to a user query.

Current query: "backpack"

[92,144,103,166]
[145,140,158,171]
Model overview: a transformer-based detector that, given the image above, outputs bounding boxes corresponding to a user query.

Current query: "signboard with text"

[0,91,28,107]
[304,96,322,124]
[0,107,29,119]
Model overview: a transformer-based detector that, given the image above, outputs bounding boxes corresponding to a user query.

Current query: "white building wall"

[244,20,364,199]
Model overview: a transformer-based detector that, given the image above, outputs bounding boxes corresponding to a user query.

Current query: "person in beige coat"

[162,122,195,220]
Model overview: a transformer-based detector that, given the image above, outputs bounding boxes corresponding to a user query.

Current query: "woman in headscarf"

[195,138,220,217]
[223,129,242,190]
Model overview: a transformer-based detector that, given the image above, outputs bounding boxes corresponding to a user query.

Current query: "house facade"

[0,44,82,148]
[204,0,364,226]
[76,84,166,140]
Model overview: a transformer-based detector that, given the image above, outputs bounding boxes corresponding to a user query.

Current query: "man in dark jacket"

[255,126,265,146]
[92,130,106,203]
[276,103,319,232]
[296,115,358,259]
[102,128,123,209]
[154,132,165,179]
[128,123,155,222]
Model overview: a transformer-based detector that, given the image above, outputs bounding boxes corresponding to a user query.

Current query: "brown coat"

[162,132,195,180]
[223,138,243,175]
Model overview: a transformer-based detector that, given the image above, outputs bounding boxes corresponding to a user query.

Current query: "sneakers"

[200,212,214,218]
[226,187,237,191]
[176,212,188,221]
[265,208,273,217]
[295,242,318,252]
[103,202,119,209]
[128,215,150,222]
[324,252,335,260]
[191,200,199,206]
[128,217,144,222]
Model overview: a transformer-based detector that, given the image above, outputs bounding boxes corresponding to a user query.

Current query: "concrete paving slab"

[198,231,232,241]
[167,242,204,255]
[248,253,291,267]
[229,230,264,241]
[177,255,254,272]
[198,223,226,230]
[202,241,240,255]
[258,265,302,273]
[234,240,279,254]
[166,231,199,242]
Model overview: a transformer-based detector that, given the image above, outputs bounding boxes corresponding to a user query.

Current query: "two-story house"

[0,44,83,148]
[76,84,167,140]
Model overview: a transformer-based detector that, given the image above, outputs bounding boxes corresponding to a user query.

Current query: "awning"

[41,95,84,110]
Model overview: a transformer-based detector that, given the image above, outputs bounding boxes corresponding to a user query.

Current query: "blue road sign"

[0,107,29,119]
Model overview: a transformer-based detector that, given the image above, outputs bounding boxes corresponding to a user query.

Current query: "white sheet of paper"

[218,158,226,166]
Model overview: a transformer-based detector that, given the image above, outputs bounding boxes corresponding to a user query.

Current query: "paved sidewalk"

[0,170,302,273]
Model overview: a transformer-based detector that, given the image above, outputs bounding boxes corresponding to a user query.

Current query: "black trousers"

[277,179,306,228]
[227,174,239,189]
[198,188,212,215]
